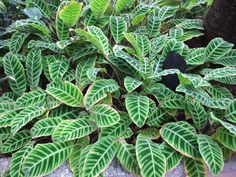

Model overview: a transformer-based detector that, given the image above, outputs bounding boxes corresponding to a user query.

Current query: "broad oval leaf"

[160,121,200,158]
[9,32,29,53]
[84,79,119,108]
[91,104,120,127]
[125,94,149,127]
[90,0,110,19]
[136,135,166,177]
[23,141,73,177]
[124,76,142,93]
[109,16,127,44]
[49,59,69,83]
[225,100,236,123]
[52,119,96,142]
[184,157,206,177]
[197,134,224,175]
[46,81,83,107]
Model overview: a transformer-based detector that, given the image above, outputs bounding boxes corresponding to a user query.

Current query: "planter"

[1,155,236,177]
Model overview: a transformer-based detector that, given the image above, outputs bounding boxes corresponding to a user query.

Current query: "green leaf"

[0,111,16,128]
[184,157,206,177]
[117,141,141,176]
[11,106,45,134]
[26,0,50,18]
[147,10,161,37]
[125,94,149,127]
[56,1,69,40]
[26,50,42,89]
[59,1,82,27]
[136,135,166,177]
[31,117,63,138]
[160,121,200,158]
[46,81,83,107]
[214,127,236,151]
[177,19,204,30]
[0,127,11,141]
[23,141,73,177]
[16,89,46,108]
[4,53,26,94]
[52,119,95,142]
[197,134,224,175]
[100,112,132,138]
[204,67,236,81]
[158,6,177,21]
[187,99,208,129]
[10,143,33,177]
[131,4,150,26]
[84,79,119,108]
[74,26,109,56]
[160,143,182,171]
[160,93,185,109]
[186,48,206,65]
[124,76,142,93]
[114,0,133,13]
[213,50,236,66]
[76,56,96,89]
[9,32,29,53]
[82,137,118,177]
[147,108,171,127]
[1,130,31,153]
[49,59,69,83]
[162,38,184,57]
[207,85,233,100]
[225,100,236,123]
[90,0,110,19]
[206,37,234,61]
[109,16,127,44]
[149,35,167,59]
[91,104,120,127]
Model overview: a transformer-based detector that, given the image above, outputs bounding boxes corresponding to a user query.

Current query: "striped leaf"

[160,143,182,171]
[117,141,141,176]
[213,50,236,66]
[124,76,142,93]
[186,48,206,65]
[197,134,224,175]
[125,94,149,127]
[10,143,33,177]
[28,40,63,53]
[0,127,11,141]
[31,117,63,138]
[82,137,118,177]
[136,135,166,177]
[225,100,236,123]
[162,38,184,57]
[204,67,236,80]
[0,111,17,128]
[184,157,206,177]
[49,60,69,83]
[109,16,127,44]
[76,56,96,89]
[49,105,82,119]
[100,112,132,138]
[131,4,150,26]
[91,104,120,127]
[23,141,73,177]
[11,106,45,134]
[56,1,69,40]
[16,89,46,108]
[147,10,161,37]
[9,32,28,53]
[46,81,83,107]
[84,79,119,108]
[52,119,95,142]
[160,93,185,109]
[114,0,133,13]
[1,130,31,153]
[158,6,177,21]
[147,108,171,127]
[26,50,42,89]
[26,0,50,18]
[41,55,56,81]
[90,0,110,19]
[59,1,82,27]
[4,53,26,94]
[160,121,200,158]
[207,85,233,100]
[206,38,234,61]
[187,99,208,129]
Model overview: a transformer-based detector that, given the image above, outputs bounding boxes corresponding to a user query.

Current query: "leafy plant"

[0,0,236,177]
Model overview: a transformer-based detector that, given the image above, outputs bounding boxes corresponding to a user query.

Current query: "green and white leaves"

[90,0,110,19]
[52,119,95,142]
[4,53,26,94]
[225,100,236,122]
[9,32,28,53]
[59,1,82,27]
[46,81,83,107]
[49,60,69,83]
[109,16,127,44]
[84,79,119,108]
[136,135,166,177]
[81,137,118,177]
[184,158,206,177]
[91,104,120,127]
[124,76,142,93]
[125,94,149,127]
[206,38,234,61]
[160,121,200,158]
[197,135,224,175]
[23,141,73,177]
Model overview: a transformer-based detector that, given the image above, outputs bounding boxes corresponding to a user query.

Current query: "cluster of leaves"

[0,0,235,177]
